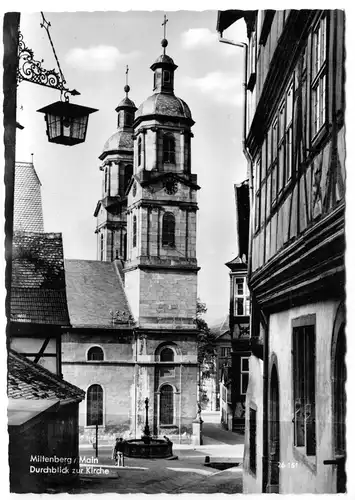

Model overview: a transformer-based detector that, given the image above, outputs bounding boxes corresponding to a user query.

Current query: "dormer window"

[163,70,171,83]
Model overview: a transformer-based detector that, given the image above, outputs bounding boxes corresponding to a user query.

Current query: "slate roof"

[8,349,85,402]
[100,129,134,158]
[14,162,44,232]
[11,232,70,326]
[64,259,134,329]
[135,93,193,122]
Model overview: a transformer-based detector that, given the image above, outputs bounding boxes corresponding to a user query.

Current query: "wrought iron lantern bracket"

[17,31,80,101]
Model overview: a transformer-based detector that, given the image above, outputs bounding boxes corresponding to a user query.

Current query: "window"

[163,134,175,163]
[100,233,104,261]
[138,136,142,166]
[254,158,261,231]
[88,346,104,361]
[132,215,137,248]
[163,70,171,83]
[249,408,257,474]
[247,31,256,91]
[312,15,327,138]
[271,119,278,204]
[285,82,294,182]
[278,103,285,193]
[241,357,249,395]
[104,167,108,193]
[160,385,174,425]
[125,112,133,127]
[87,384,103,426]
[292,319,316,456]
[162,212,175,247]
[124,164,133,192]
[221,347,231,358]
[234,278,250,316]
[160,347,174,362]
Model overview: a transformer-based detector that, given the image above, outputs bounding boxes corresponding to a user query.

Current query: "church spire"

[115,65,137,129]
[150,14,178,94]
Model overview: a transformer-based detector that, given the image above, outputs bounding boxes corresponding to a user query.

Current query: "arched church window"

[163,70,171,83]
[100,233,104,261]
[162,212,175,247]
[160,385,174,425]
[138,136,142,166]
[163,134,175,164]
[160,347,174,362]
[133,215,137,248]
[87,346,104,361]
[87,384,103,426]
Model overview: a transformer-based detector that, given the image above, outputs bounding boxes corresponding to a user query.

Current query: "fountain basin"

[124,439,173,459]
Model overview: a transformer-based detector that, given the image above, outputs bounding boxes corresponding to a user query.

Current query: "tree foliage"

[195,299,216,368]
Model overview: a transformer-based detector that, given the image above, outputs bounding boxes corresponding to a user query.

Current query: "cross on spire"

[162,14,168,39]
[161,14,169,54]
[124,65,130,96]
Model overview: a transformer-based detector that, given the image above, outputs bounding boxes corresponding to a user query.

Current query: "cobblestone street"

[68,412,244,494]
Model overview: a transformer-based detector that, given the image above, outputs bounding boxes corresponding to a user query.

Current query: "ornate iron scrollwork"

[109,309,135,325]
[17,31,79,99]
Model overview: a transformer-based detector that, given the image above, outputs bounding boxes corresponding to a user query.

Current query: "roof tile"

[8,350,85,402]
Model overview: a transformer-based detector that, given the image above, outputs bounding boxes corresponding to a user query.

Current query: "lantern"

[37,100,98,146]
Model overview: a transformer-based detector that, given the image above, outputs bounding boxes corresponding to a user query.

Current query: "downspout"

[134,328,138,438]
[218,34,254,279]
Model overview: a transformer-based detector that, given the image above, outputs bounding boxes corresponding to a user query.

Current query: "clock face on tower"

[163,177,178,195]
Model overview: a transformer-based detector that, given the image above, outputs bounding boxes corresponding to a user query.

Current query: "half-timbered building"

[217,9,345,494]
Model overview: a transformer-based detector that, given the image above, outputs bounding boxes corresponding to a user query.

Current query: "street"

[67,412,244,493]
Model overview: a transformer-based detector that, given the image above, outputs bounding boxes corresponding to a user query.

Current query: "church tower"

[125,20,200,437]
[94,71,136,261]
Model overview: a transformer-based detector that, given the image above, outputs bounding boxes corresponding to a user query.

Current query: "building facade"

[94,86,136,262]
[62,33,200,443]
[225,181,251,433]
[217,9,345,494]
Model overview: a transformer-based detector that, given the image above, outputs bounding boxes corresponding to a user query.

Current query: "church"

[61,29,201,443]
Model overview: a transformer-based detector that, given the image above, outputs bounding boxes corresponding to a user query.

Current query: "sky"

[15,10,248,325]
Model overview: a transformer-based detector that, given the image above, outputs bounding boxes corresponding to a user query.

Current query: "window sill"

[293,446,316,474]
[159,425,178,429]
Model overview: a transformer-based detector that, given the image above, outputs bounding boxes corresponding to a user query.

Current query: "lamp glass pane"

[47,114,61,139]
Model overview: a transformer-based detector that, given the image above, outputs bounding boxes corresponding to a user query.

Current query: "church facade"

[62,34,200,443]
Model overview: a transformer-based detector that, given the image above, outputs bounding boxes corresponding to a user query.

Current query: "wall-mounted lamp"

[17,13,98,146]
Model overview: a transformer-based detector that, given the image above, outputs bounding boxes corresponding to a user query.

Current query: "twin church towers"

[94,22,200,331]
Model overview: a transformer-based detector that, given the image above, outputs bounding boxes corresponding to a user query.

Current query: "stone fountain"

[124,397,173,459]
